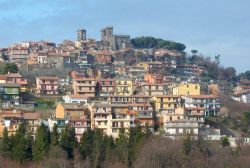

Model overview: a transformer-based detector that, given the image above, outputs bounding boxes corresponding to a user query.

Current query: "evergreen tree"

[90,129,103,167]
[60,125,77,159]
[11,123,32,162]
[26,133,34,160]
[0,127,11,157]
[128,127,145,167]
[183,133,193,155]
[33,123,51,161]
[115,128,128,166]
[101,135,115,167]
[51,124,59,146]
[79,129,94,159]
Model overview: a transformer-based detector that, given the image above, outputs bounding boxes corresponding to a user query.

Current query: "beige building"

[72,78,96,96]
[93,104,135,138]
[142,83,166,96]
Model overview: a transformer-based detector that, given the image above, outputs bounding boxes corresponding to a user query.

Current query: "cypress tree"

[33,123,51,161]
[0,127,11,157]
[11,123,31,162]
[79,129,94,159]
[60,125,77,159]
[51,124,59,146]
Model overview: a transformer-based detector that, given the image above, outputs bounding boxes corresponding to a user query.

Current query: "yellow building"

[153,95,182,112]
[173,83,200,96]
[115,79,133,96]
[55,103,91,120]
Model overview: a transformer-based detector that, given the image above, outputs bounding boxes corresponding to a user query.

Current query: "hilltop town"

[1,27,250,167]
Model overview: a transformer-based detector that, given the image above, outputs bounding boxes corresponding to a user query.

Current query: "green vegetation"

[239,70,250,80]
[131,36,186,51]
[2,125,250,167]
[0,62,18,75]
[221,136,230,147]
[32,123,50,161]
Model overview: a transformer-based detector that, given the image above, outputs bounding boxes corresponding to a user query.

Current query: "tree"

[221,137,230,147]
[60,125,77,159]
[191,49,198,55]
[183,133,193,155]
[33,123,51,161]
[51,124,59,146]
[215,54,220,65]
[239,71,250,80]
[115,128,129,166]
[101,135,115,167]
[2,63,18,74]
[150,100,159,132]
[128,127,146,167]
[0,127,11,157]
[11,123,33,162]
[80,129,94,160]
[95,81,101,97]
[131,36,186,51]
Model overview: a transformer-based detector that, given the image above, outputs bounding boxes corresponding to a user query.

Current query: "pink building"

[36,77,59,95]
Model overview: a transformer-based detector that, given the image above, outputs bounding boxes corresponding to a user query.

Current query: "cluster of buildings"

[0,26,222,140]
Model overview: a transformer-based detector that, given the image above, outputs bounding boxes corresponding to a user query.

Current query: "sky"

[0,0,249,73]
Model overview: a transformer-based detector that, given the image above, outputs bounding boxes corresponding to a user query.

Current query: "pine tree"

[51,124,59,146]
[0,127,11,157]
[60,125,77,159]
[33,123,51,161]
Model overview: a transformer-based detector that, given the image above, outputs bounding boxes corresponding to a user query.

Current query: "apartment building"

[141,83,166,96]
[23,112,41,139]
[182,95,220,116]
[164,119,200,139]
[93,104,135,138]
[153,95,182,112]
[99,79,115,96]
[109,95,150,104]
[115,79,133,96]
[36,77,59,95]
[72,77,96,96]
[172,83,200,96]
[0,83,20,105]
[55,103,92,141]
[0,110,23,136]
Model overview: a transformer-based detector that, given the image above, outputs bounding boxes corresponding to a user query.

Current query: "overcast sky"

[0,0,249,73]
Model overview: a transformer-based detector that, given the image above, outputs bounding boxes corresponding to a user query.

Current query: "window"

[160,104,163,109]
[195,85,198,89]
[187,84,189,88]
[161,98,163,102]
[102,81,105,85]
[110,81,113,85]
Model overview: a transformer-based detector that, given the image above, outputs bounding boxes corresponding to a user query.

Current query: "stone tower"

[77,29,87,41]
